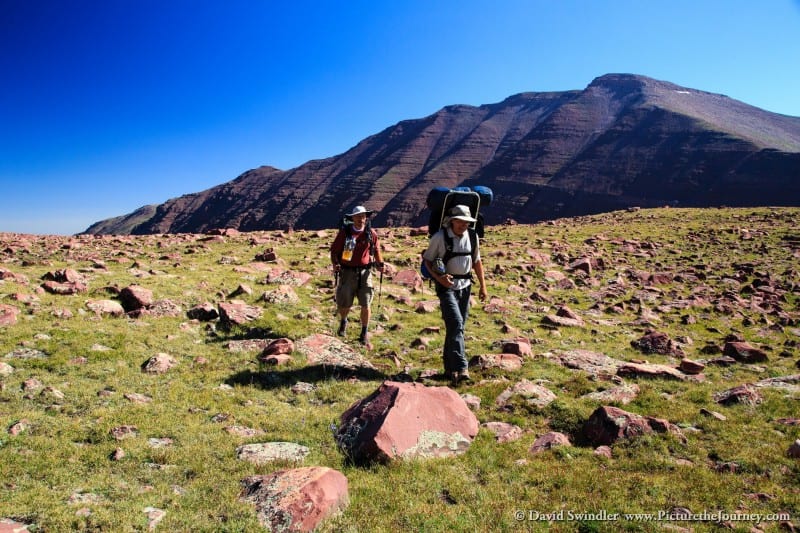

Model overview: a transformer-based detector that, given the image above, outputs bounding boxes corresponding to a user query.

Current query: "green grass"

[1,207,799,531]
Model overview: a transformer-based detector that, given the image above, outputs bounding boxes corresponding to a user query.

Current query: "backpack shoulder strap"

[467,228,478,261]
[441,228,453,250]
[442,228,476,264]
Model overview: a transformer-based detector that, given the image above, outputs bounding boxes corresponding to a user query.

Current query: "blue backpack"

[425,185,493,238]
[420,185,492,281]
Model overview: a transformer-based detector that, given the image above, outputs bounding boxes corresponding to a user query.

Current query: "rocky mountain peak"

[83,74,800,235]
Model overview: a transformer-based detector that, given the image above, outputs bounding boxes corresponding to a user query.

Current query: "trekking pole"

[330,270,339,335]
[378,266,384,308]
[333,270,339,312]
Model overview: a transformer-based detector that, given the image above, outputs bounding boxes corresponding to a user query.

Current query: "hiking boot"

[449,372,459,387]
[358,330,369,345]
[457,370,471,383]
[337,319,347,337]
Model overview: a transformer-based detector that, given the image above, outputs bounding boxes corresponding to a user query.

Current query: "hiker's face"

[352,213,367,228]
[450,219,469,236]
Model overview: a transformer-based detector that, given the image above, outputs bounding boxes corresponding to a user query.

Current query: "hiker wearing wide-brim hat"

[330,205,385,346]
[422,204,487,385]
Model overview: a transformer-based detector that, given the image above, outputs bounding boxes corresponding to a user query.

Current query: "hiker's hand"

[478,284,488,301]
[439,274,454,288]
[332,264,341,273]
[375,262,384,273]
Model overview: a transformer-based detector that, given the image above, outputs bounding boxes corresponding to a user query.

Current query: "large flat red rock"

[336,381,479,463]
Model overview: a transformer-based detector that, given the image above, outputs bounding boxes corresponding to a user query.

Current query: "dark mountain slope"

[83,74,800,235]
[83,204,158,235]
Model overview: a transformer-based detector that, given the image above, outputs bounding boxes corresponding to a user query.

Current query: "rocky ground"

[0,207,798,531]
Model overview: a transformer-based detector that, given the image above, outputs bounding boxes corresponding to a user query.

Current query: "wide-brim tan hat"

[447,204,476,223]
[346,205,375,217]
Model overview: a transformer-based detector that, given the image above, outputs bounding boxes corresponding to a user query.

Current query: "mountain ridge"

[83,73,800,235]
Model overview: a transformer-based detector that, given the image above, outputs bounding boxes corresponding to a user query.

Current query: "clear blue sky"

[2,0,799,235]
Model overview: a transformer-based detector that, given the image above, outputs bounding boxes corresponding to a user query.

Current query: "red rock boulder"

[630,330,683,356]
[241,467,348,532]
[582,406,684,446]
[723,341,768,363]
[336,381,479,463]
[119,284,153,312]
[392,269,423,292]
[218,300,262,328]
[41,280,87,295]
[258,338,295,365]
[0,518,31,532]
[617,362,687,381]
[530,431,572,454]
[713,384,763,406]
[187,302,219,321]
[42,268,84,283]
[469,353,523,371]
[0,304,19,327]
[501,338,532,357]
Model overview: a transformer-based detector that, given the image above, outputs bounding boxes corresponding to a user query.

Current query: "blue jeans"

[436,284,472,374]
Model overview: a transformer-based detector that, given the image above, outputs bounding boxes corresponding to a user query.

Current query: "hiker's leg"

[336,270,358,306]
[359,270,374,327]
[336,306,350,336]
[437,287,465,374]
[453,286,472,372]
[336,270,358,335]
[358,305,371,344]
[459,285,471,324]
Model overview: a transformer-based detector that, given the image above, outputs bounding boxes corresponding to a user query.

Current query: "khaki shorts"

[336,267,374,308]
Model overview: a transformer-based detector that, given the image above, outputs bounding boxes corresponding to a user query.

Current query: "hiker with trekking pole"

[330,206,385,347]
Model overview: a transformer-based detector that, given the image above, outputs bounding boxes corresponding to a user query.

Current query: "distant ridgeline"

[83,73,800,235]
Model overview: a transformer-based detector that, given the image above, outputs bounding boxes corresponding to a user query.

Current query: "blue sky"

[2,0,799,235]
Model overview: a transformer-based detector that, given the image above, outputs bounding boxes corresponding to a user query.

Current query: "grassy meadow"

[0,207,798,532]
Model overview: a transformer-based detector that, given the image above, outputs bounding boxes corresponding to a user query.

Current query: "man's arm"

[473,259,487,300]
[372,231,385,272]
[423,231,452,287]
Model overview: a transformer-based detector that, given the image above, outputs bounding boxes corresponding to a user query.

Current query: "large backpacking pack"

[425,185,493,238]
[420,185,493,281]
